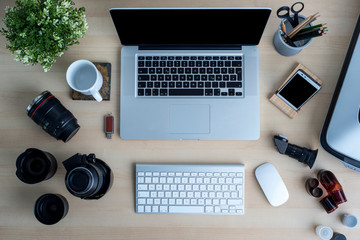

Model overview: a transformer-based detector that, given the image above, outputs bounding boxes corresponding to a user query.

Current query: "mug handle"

[91,90,103,102]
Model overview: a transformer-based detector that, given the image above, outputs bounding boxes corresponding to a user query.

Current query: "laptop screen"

[110,8,271,46]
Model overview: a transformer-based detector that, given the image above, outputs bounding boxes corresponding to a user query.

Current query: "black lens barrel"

[27,91,80,142]
[34,194,69,225]
[16,148,57,184]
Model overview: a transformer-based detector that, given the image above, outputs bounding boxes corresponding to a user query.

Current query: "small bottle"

[331,233,346,240]
[316,225,333,240]
[341,214,358,228]
[318,170,347,205]
[320,195,338,214]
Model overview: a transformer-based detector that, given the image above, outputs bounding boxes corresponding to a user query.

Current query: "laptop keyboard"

[136,55,244,97]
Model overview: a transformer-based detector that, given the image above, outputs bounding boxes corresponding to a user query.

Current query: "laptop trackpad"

[169,104,210,134]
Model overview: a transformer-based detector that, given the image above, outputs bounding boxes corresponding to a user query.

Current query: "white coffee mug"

[66,60,103,102]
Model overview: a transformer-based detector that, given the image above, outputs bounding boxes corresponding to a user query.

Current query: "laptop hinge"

[138,44,242,50]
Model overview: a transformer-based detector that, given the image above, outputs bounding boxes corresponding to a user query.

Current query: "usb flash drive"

[105,114,114,139]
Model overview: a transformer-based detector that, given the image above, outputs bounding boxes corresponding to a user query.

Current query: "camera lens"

[26,91,80,142]
[63,153,113,200]
[66,167,100,197]
[16,148,57,184]
[34,194,69,225]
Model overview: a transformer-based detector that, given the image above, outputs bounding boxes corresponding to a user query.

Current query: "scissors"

[277,2,304,28]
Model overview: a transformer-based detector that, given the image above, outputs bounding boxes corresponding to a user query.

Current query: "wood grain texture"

[1,0,360,240]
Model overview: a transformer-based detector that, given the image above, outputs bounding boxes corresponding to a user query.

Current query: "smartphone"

[276,69,321,111]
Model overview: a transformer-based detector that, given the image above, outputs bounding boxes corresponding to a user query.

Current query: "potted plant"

[0,0,88,72]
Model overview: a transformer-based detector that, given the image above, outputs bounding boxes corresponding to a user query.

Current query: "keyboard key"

[232,61,242,67]
[138,82,146,88]
[138,191,150,197]
[138,89,144,96]
[227,82,242,88]
[138,68,148,74]
[169,206,204,213]
[152,89,159,96]
[160,89,168,96]
[169,89,204,96]
[139,75,150,81]
[145,89,151,96]
[205,89,213,96]
[160,206,168,213]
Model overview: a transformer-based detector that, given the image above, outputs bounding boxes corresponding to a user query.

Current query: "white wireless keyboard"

[136,164,245,215]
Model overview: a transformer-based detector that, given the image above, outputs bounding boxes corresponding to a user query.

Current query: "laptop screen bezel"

[109,8,272,47]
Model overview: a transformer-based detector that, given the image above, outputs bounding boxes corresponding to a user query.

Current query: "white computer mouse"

[255,163,289,207]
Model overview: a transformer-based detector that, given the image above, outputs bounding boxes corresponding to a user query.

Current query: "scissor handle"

[291,2,304,14]
[277,6,296,27]
[291,2,304,26]
[276,6,291,19]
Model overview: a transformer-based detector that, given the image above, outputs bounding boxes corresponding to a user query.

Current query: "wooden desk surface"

[1,0,359,239]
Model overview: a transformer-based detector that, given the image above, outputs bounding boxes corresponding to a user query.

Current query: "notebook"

[109,8,271,140]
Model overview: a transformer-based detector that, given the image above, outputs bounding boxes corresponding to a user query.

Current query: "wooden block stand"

[269,63,323,118]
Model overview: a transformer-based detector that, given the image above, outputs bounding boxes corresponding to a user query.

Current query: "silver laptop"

[110,8,271,140]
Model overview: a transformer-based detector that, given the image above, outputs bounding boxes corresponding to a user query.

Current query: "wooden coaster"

[71,62,111,101]
[269,63,322,118]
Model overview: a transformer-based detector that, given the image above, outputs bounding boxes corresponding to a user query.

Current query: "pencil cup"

[273,15,313,57]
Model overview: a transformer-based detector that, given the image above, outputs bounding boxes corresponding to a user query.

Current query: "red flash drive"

[105,114,114,139]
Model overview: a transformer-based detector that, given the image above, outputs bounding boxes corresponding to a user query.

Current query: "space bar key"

[169,89,204,96]
[168,206,204,213]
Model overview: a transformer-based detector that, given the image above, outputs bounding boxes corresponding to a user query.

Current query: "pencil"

[295,27,326,38]
[288,12,319,38]
[293,32,327,42]
[281,19,287,34]
[292,30,327,41]
[299,23,326,33]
